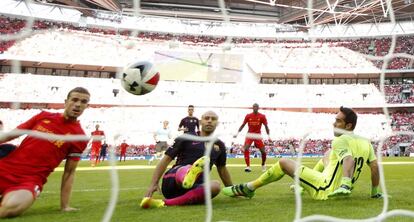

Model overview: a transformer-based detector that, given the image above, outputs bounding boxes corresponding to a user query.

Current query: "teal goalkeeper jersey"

[322,134,377,191]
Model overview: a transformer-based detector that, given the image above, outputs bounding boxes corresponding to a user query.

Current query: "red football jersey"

[0,111,87,185]
[91,130,105,147]
[243,112,268,134]
[120,143,128,153]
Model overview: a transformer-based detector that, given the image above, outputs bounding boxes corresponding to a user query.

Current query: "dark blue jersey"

[100,143,108,155]
[179,116,199,134]
[165,137,226,169]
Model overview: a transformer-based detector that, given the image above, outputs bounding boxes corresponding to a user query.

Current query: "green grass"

[8,157,414,222]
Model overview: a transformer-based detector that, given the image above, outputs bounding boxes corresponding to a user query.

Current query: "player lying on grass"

[222,106,383,200]
[0,87,90,218]
[141,110,233,208]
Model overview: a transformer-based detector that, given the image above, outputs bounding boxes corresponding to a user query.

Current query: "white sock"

[246,182,254,191]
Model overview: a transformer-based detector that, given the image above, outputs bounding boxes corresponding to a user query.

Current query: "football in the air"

[121,61,160,95]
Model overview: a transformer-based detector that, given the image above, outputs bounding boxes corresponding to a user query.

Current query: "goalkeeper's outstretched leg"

[223,107,383,201]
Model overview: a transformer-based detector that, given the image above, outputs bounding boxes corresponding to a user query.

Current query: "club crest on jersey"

[213,144,220,151]
[339,150,347,157]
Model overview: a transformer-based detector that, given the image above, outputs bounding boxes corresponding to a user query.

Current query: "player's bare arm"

[234,122,246,138]
[264,124,271,140]
[369,159,380,187]
[368,159,382,198]
[216,165,233,187]
[145,155,173,197]
[61,159,79,212]
[342,155,355,179]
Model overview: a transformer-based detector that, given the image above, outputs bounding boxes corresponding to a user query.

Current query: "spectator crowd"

[1,15,414,71]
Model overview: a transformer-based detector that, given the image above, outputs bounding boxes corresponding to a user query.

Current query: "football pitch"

[11,157,414,222]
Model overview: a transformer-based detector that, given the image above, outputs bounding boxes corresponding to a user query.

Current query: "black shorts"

[0,144,17,159]
[155,141,168,152]
[161,166,204,199]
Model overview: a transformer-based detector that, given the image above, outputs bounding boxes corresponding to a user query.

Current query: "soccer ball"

[121,61,160,95]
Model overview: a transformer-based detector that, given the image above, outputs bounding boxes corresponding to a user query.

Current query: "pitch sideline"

[55,161,414,172]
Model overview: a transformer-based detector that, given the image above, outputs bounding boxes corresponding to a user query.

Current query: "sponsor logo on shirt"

[35,125,66,148]
[248,118,261,126]
[35,125,54,134]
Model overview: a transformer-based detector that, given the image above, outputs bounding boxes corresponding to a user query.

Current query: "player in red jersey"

[119,140,129,162]
[0,87,90,218]
[90,124,105,166]
[234,103,270,173]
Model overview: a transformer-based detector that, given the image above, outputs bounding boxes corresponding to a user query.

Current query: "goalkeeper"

[223,106,383,200]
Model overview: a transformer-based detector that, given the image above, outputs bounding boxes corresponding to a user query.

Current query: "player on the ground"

[178,105,200,135]
[149,120,172,164]
[223,106,382,200]
[234,103,270,172]
[140,111,233,208]
[89,124,105,166]
[119,140,128,162]
[0,87,90,218]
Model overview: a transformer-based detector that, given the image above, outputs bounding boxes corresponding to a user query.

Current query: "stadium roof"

[41,0,414,25]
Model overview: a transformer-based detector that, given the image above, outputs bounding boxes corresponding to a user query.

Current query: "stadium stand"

[1,14,413,159]
[1,15,414,70]
[0,73,412,158]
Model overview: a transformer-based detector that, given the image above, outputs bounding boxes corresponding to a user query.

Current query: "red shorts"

[91,146,100,156]
[0,174,42,199]
[244,138,264,149]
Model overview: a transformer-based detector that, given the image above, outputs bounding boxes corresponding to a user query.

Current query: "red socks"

[244,150,250,167]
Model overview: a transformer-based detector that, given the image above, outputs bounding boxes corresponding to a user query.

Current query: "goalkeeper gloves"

[328,177,352,198]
